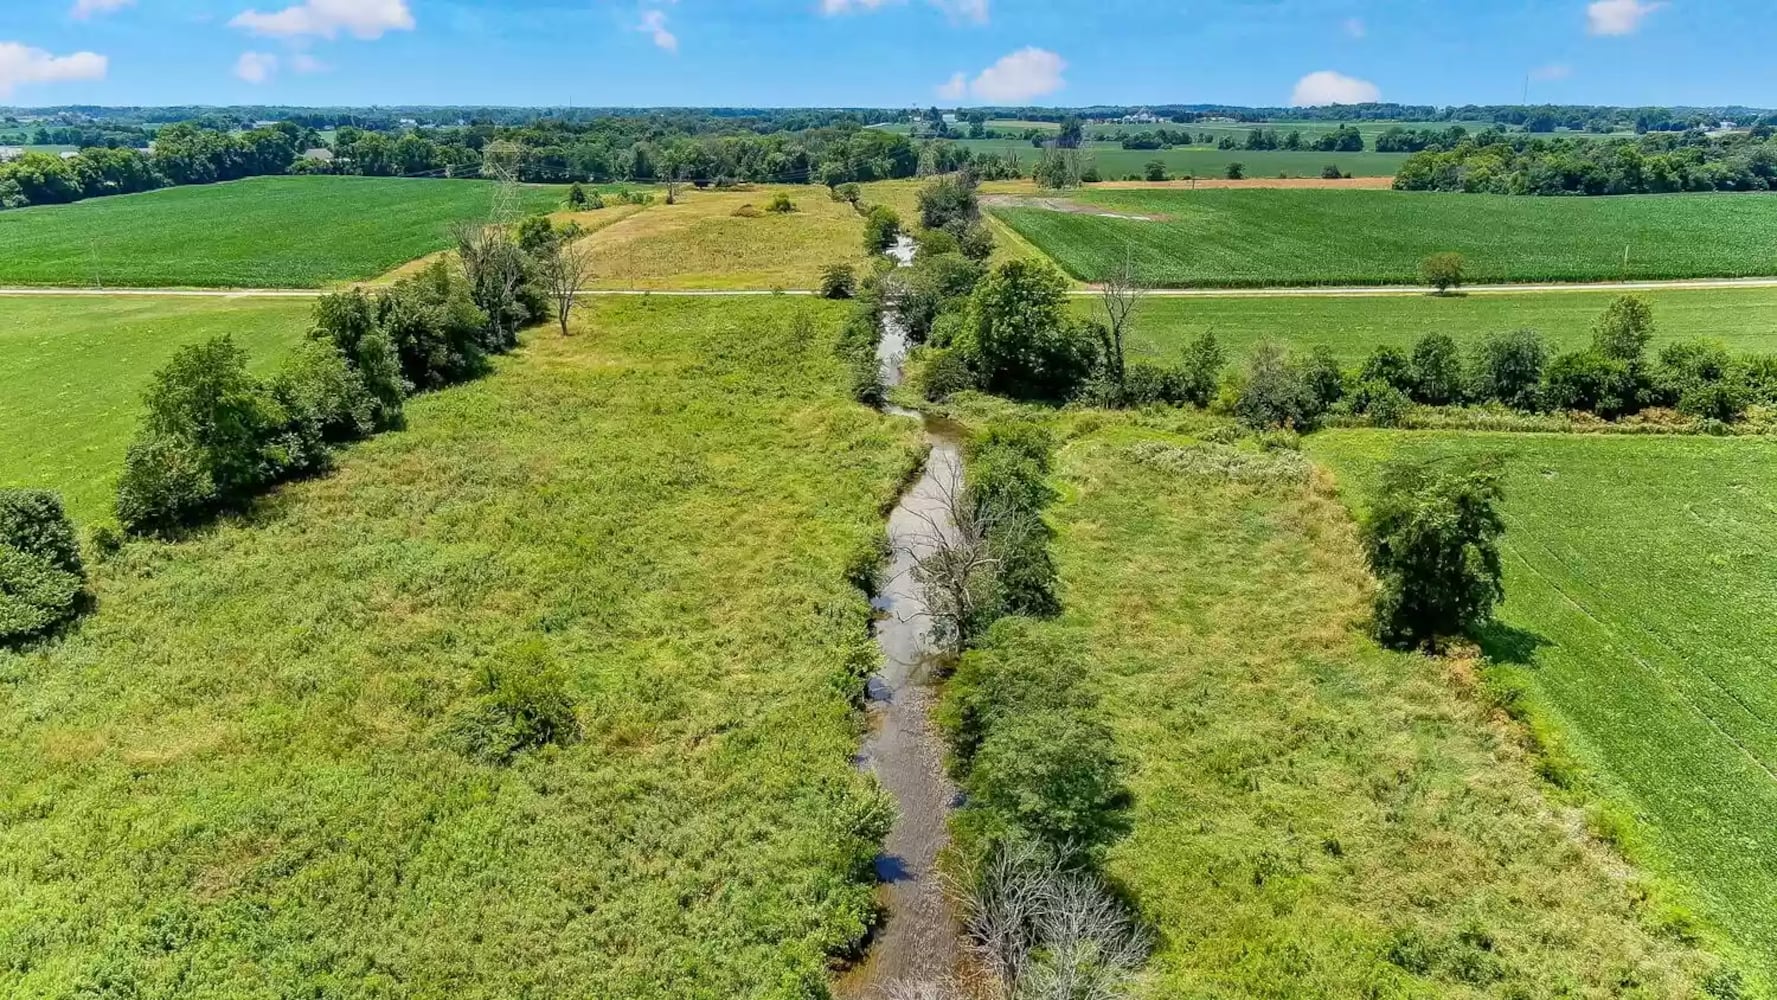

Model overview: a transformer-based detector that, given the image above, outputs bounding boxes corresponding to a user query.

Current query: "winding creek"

[838,236,968,998]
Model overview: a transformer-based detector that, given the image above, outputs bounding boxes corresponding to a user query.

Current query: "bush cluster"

[0,490,86,646]
[443,640,582,764]
[116,257,520,535]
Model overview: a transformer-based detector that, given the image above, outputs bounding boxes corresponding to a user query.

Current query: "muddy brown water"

[837,236,968,999]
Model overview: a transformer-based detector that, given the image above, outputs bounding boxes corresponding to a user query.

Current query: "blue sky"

[0,0,1773,109]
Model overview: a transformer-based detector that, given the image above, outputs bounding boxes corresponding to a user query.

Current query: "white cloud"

[935,72,966,100]
[960,47,1066,102]
[0,42,107,98]
[1587,0,1663,36]
[822,0,988,23]
[639,9,677,52]
[71,0,134,19]
[1531,63,1573,81]
[1342,17,1366,38]
[230,0,415,40]
[1290,69,1380,106]
[234,50,278,83]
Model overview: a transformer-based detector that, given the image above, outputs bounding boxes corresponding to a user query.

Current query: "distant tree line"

[0,121,315,209]
[1394,129,1777,194]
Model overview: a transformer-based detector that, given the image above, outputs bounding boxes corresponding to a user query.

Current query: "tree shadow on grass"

[1474,620,1552,666]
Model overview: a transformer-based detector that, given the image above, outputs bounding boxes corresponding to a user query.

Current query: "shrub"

[1120,359,1185,406]
[836,305,885,406]
[956,259,1099,401]
[730,203,763,219]
[916,227,961,256]
[566,182,588,209]
[116,434,220,535]
[950,221,996,263]
[1421,252,1466,294]
[819,263,857,300]
[263,340,376,476]
[863,204,902,253]
[0,546,83,645]
[1653,339,1742,419]
[1233,340,1321,430]
[834,182,863,207]
[1225,162,1246,180]
[1593,294,1655,362]
[1468,328,1548,411]
[917,172,981,230]
[1361,458,1506,650]
[1351,379,1411,427]
[894,251,985,342]
[1410,332,1465,405]
[765,191,797,214]
[1303,345,1347,409]
[0,489,85,646]
[911,346,976,402]
[311,291,407,427]
[0,490,83,578]
[444,641,581,764]
[378,260,490,391]
[136,335,280,503]
[967,423,1061,619]
[1360,344,1415,393]
[1321,164,1345,179]
[964,711,1131,862]
[1143,160,1169,182]
[1543,350,1647,419]
[1177,330,1226,407]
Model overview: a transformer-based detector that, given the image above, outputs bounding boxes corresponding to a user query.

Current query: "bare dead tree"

[536,223,594,337]
[901,451,1014,655]
[453,220,530,349]
[951,842,1150,1000]
[1097,247,1147,391]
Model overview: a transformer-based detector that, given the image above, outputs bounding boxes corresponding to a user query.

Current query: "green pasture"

[995,189,1777,287]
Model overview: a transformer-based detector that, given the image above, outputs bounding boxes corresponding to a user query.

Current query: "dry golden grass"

[366,201,649,286]
[581,185,872,290]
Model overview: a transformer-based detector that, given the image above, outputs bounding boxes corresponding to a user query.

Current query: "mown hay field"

[0,176,566,288]
[1092,285,1777,363]
[929,400,1729,997]
[1307,430,1777,987]
[992,189,1777,288]
[0,296,921,999]
[0,295,313,523]
[581,185,873,290]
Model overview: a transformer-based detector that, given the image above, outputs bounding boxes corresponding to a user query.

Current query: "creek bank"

[838,235,968,998]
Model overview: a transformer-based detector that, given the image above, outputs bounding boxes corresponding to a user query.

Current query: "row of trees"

[1116,125,1366,153]
[1395,130,1777,195]
[0,122,314,209]
[115,211,590,534]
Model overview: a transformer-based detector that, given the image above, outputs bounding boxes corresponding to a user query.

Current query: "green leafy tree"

[0,490,85,646]
[1468,328,1549,411]
[1232,340,1320,430]
[1421,252,1466,294]
[1593,294,1655,362]
[1178,330,1227,407]
[1361,459,1507,650]
[964,711,1131,861]
[862,204,902,253]
[1225,162,1246,180]
[1409,332,1465,405]
[957,260,1100,400]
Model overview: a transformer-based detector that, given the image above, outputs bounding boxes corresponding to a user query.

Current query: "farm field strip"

[1306,431,1777,984]
[993,189,1777,288]
[1106,283,1777,361]
[0,175,567,289]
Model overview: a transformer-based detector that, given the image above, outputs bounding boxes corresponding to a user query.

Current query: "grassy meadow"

[1307,430,1777,986]
[933,400,1727,996]
[582,185,872,290]
[1100,285,1777,363]
[0,296,922,998]
[993,189,1777,287]
[0,295,313,523]
[0,176,566,288]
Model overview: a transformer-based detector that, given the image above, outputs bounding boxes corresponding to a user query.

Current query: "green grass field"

[1099,285,1777,363]
[994,189,1777,287]
[0,296,313,523]
[0,176,566,288]
[939,138,1409,179]
[1307,431,1777,986]
[933,401,1724,996]
[0,296,920,998]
